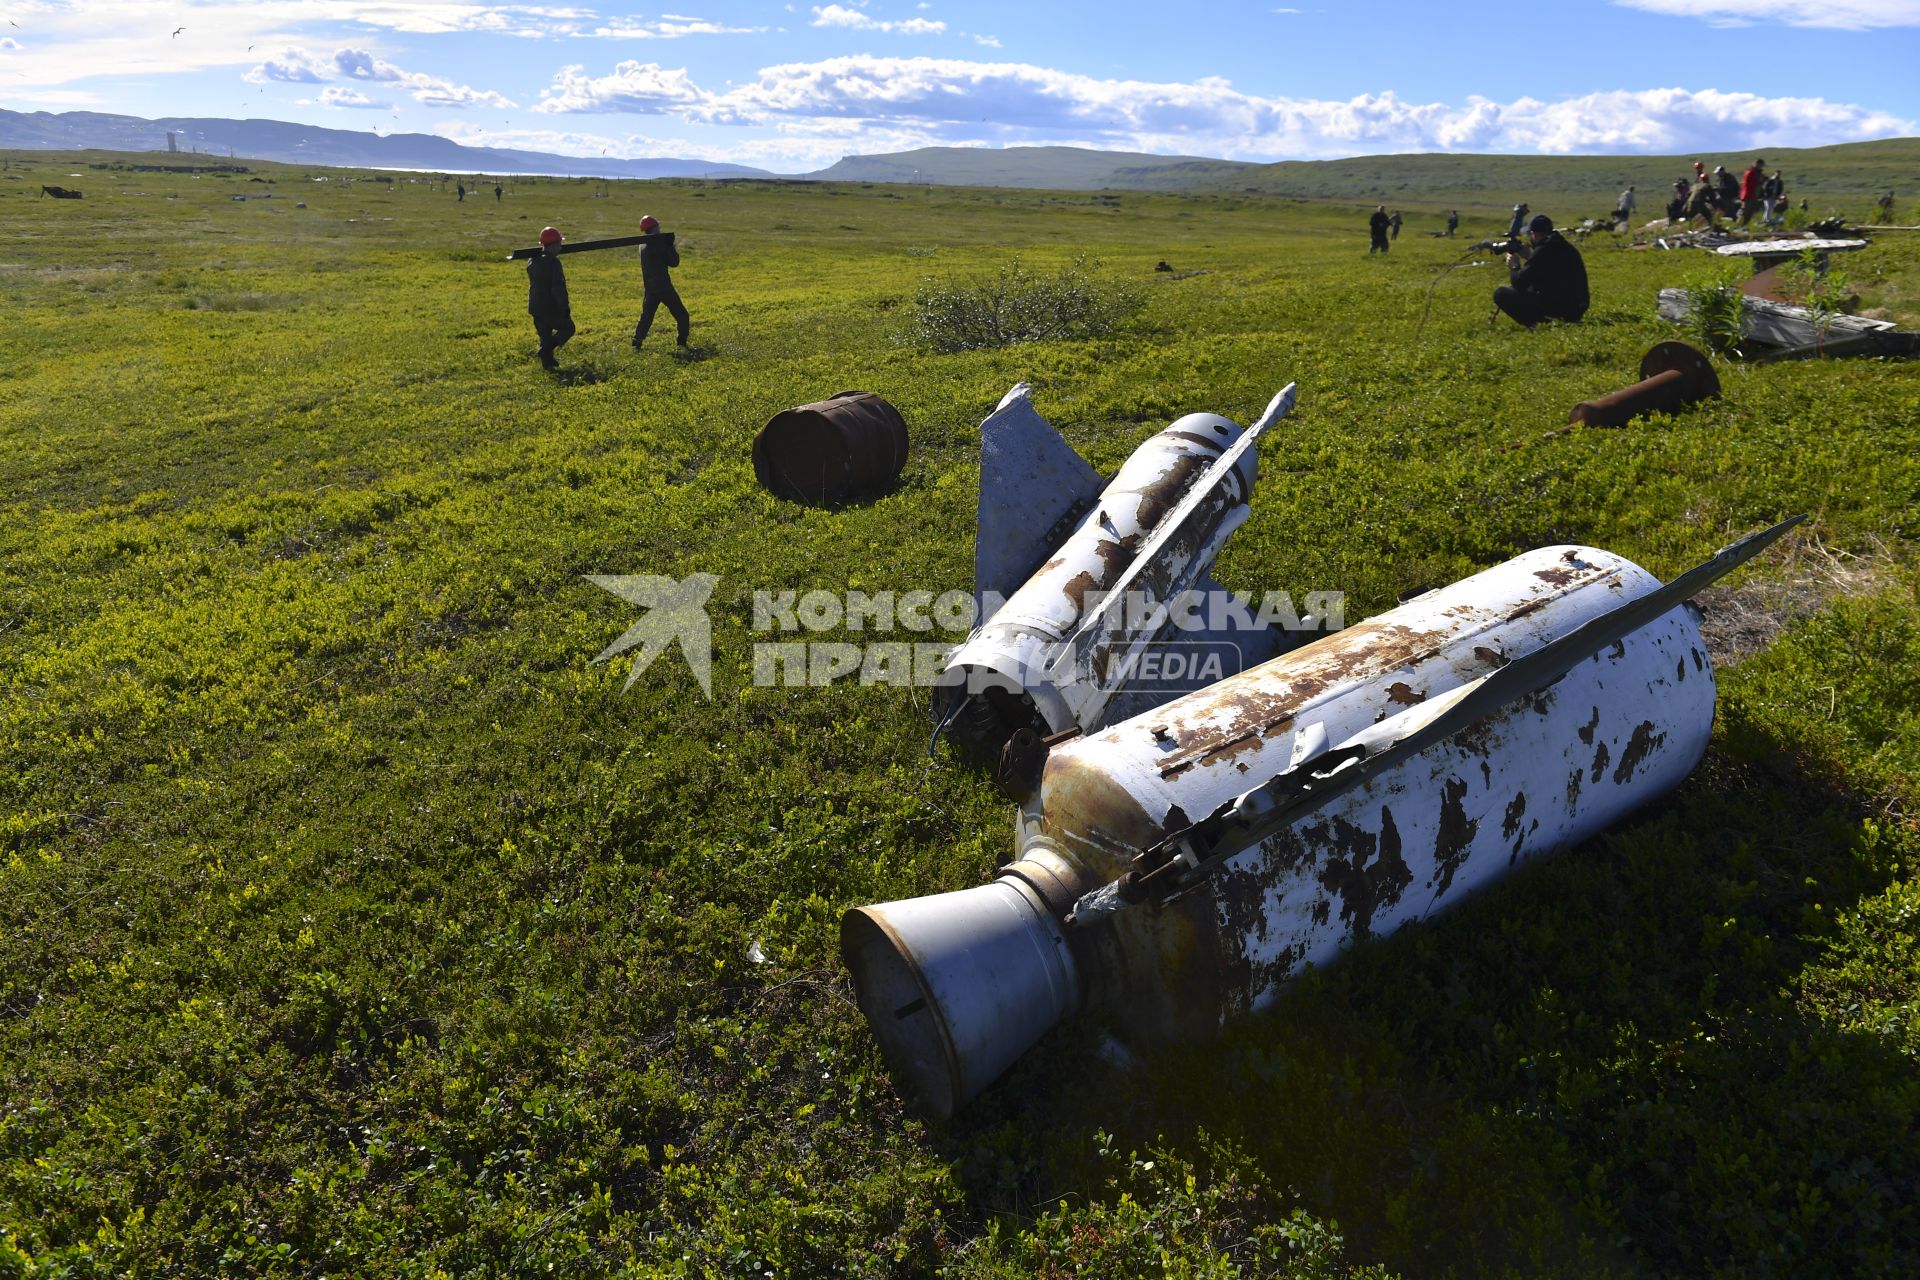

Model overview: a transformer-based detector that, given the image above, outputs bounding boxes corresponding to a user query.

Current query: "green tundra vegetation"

[2,149,1917,1278]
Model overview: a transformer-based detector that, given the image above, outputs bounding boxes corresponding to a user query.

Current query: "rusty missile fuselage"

[1015,545,1713,1042]
[932,386,1298,762]
[847,543,1718,1116]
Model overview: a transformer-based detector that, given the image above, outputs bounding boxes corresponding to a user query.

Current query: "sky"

[1,1,1917,172]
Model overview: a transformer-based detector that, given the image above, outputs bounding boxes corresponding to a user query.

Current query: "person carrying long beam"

[631,214,691,350]
[527,226,575,371]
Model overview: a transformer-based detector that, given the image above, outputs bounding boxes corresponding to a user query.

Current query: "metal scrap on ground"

[1657,288,1918,360]
[751,391,909,506]
[1569,342,1720,427]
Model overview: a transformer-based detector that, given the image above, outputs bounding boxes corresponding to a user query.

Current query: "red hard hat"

[539,226,562,245]
[639,215,659,232]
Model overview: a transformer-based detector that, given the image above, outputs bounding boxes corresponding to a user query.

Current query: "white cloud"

[810,5,946,34]
[244,47,331,83]
[533,60,710,112]
[970,33,1000,47]
[530,54,1913,159]
[317,84,390,107]
[331,45,515,107]
[1613,0,1920,28]
[304,3,592,36]
[580,17,766,38]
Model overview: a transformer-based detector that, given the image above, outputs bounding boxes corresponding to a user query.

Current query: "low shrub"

[902,255,1144,352]
[1678,266,1750,356]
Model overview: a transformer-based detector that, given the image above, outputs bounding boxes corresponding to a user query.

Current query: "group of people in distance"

[525,215,691,370]
[1666,158,1792,230]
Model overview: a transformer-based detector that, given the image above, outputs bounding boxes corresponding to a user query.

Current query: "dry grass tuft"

[1696,530,1899,667]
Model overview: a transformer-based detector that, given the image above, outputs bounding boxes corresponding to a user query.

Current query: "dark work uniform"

[1368,210,1390,254]
[526,249,574,368]
[633,235,690,347]
[1492,231,1589,329]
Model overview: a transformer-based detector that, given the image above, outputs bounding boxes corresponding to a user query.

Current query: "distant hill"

[1147,138,1920,205]
[6,110,1914,203]
[804,145,1242,190]
[0,109,768,180]
[805,138,1920,205]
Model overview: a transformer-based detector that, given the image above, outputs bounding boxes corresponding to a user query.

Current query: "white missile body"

[932,383,1302,759]
[847,541,1728,1119]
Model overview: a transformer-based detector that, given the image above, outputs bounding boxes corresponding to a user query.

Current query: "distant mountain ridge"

[4,110,1915,200]
[810,139,1920,201]
[0,109,768,180]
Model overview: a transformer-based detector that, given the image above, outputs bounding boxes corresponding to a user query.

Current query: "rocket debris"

[846,505,1805,1119]
[932,383,1302,762]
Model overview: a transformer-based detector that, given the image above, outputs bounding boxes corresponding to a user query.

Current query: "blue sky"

[2,1,1916,171]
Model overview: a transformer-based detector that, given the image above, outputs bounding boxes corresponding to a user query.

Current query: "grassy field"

[3,149,1918,1278]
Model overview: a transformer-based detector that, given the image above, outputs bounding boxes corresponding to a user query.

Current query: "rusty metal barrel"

[1570,341,1720,427]
[753,391,909,505]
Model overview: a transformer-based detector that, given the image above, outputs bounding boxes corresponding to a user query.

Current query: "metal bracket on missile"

[1067,515,1808,927]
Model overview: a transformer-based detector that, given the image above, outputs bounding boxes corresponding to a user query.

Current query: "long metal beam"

[505,231,674,261]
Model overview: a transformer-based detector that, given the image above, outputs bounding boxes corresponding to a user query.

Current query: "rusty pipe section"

[932,388,1292,759]
[1569,341,1720,427]
[845,544,1716,1116]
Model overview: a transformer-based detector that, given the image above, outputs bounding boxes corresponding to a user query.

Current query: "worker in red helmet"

[527,226,574,370]
[632,213,690,350]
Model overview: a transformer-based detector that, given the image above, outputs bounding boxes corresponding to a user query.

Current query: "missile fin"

[974,383,1104,604]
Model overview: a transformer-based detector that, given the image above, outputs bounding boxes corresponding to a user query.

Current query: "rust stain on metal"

[1472,644,1506,667]
[1133,452,1210,530]
[1577,705,1600,746]
[1385,681,1425,707]
[1092,534,1139,578]
[1062,569,1099,612]
[1501,791,1528,842]
[1167,430,1224,450]
[1039,750,1164,874]
[1431,776,1477,895]
[1612,720,1667,786]
[1154,619,1457,772]
[1306,806,1410,940]
[1676,658,1686,683]
[1590,740,1611,784]
[1189,716,1295,770]
[1566,768,1582,808]
[1533,566,1581,587]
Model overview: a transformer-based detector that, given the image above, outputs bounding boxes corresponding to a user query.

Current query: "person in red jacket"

[1739,158,1765,226]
